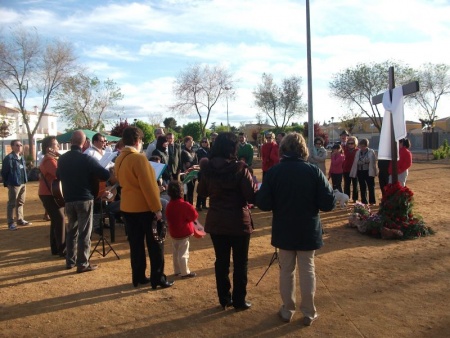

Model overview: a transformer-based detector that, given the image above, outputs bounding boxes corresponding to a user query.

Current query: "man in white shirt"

[83,133,106,161]
[145,128,165,160]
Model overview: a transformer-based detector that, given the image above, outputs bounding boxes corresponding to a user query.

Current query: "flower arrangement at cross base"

[348,182,434,240]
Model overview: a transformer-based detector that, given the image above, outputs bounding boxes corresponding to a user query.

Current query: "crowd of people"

[2,127,412,326]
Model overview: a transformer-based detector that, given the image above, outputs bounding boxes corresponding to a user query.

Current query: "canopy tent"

[52,130,121,144]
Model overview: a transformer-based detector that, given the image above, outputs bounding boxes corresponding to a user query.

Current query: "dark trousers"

[122,211,165,285]
[343,172,359,202]
[39,195,66,256]
[185,180,196,205]
[357,170,376,204]
[378,160,390,197]
[330,173,343,192]
[210,233,250,307]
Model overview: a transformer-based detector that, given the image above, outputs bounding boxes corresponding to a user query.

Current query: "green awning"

[52,130,121,144]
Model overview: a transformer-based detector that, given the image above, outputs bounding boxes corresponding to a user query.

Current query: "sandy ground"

[0,157,449,338]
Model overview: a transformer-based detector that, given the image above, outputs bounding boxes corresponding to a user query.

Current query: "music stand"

[256,247,279,286]
[90,199,120,260]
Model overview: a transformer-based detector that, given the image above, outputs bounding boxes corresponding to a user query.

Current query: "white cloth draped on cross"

[378,87,407,160]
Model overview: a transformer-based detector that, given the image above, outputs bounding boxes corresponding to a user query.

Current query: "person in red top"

[342,136,359,202]
[328,144,345,192]
[261,132,279,180]
[388,138,412,187]
[38,136,66,257]
[166,181,198,279]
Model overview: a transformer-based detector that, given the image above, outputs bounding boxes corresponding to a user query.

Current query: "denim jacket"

[1,153,28,187]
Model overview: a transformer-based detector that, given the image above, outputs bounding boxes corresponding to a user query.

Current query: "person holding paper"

[152,135,172,184]
[83,133,106,161]
[181,136,198,205]
[115,126,173,289]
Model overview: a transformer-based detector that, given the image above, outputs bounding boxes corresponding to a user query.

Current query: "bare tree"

[410,63,450,131]
[329,60,414,132]
[0,26,77,156]
[170,64,235,137]
[340,109,362,135]
[253,73,306,130]
[53,72,123,130]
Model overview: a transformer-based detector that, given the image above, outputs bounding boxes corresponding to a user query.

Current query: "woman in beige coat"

[350,138,377,205]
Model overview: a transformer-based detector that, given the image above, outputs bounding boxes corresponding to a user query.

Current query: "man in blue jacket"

[256,133,335,326]
[57,130,110,273]
[1,140,31,230]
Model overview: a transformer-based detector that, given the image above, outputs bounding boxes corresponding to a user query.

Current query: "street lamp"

[224,86,232,131]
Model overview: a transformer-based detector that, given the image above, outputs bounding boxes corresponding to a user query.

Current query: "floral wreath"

[348,182,433,240]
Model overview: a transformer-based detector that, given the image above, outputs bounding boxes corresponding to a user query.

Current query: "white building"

[0,100,58,161]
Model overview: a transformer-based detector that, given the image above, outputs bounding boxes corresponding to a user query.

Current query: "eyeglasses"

[347,142,355,145]
[201,141,207,143]
[15,144,23,147]
[266,137,272,139]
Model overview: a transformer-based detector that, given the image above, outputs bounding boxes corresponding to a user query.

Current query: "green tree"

[53,72,124,130]
[163,117,177,130]
[170,63,235,137]
[181,122,202,141]
[329,60,414,132]
[253,73,307,130]
[215,125,229,133]
[135,120,154,145]
[410,63,450,131]
[0,25,78,157]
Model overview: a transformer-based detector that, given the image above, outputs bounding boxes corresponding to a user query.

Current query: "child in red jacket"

[166,181,198,278]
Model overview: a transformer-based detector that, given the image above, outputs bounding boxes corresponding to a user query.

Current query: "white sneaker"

[8,224,18,231]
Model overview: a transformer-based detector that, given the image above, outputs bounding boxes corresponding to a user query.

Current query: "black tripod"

[256,248,279,286]
[90,200,120,260]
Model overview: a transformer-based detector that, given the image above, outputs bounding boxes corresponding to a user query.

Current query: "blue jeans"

[65,200,94,268]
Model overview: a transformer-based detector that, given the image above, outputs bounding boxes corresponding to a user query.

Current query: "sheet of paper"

[99,151,118,168]
[149,161,168,180]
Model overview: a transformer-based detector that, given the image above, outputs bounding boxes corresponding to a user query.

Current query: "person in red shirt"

[342,136,359,202]
[261,132,279,180]
[388,138,412,187]
[166,181,198,279]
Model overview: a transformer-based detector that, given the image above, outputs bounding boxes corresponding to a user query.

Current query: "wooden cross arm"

[372,81,420,105]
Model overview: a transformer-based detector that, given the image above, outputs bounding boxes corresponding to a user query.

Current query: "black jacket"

[57,145,110,202]
[256,157,335,251]
[167,143,182,175]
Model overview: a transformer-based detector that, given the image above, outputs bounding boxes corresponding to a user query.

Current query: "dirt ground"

[1,157,449,338]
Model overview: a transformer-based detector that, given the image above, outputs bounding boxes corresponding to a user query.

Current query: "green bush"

[432,139,450,159]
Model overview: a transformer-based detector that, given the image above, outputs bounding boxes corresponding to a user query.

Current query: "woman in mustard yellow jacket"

[115,126,173,289]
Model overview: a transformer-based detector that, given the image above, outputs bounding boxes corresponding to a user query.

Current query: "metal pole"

[306,0,314,149]
[226,96,229,131]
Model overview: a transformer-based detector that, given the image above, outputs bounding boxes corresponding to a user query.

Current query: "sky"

[1,0,450,132]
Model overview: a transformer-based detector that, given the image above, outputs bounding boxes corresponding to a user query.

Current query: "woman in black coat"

[256,132,335,326]
[152,135,171,184]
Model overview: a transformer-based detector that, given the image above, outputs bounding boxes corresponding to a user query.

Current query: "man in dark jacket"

[1,140,31,230]
[57,130,110,273]
[166,132,181,180]
[256,132,335,326]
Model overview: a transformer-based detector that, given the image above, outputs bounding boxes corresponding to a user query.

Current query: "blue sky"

[1,0,450,132]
